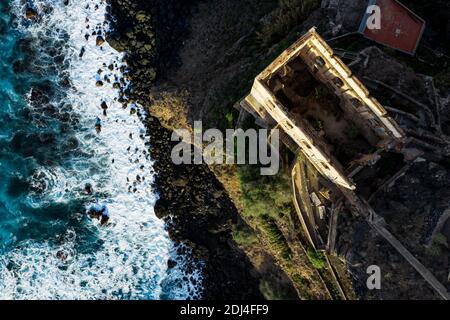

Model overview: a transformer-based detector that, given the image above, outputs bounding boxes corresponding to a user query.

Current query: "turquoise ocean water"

[0,0,201,299]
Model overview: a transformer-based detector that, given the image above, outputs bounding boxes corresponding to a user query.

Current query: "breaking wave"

[0,0,203,299]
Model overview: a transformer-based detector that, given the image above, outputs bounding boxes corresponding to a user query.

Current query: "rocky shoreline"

[106,0,263,299]
[106,0,450,300]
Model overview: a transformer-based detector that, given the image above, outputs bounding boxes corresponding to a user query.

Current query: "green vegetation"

[238,165,293,220]
[232,228,259,247]
[259,280,280,300]
[225,112,235,128]
[433,233,449,247]
[311,119,324,132]
[257,0,320,46]
[307,247,326,269]
[260,214,292,260]
[291,273,306,286]
[427,233,449,258]
[259,278,298,300]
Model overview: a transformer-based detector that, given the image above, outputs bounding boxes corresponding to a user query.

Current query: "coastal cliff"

[105,0,352,300]
[107,0,268,300]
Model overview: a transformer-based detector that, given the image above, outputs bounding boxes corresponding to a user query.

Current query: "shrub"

[307,247,326,269]
[427,233,449,258]
[291,273,306,285]
[238,165,293,220]
[225,112,235,128]
[433,233,449,248]
[257,0,320,46]
[260,214,292,260]
[232,228,258,246]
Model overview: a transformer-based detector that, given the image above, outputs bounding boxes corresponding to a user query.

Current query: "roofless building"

[240,28,405,191]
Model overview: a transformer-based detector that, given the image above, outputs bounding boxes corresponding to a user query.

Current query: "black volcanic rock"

[107,0,263,300]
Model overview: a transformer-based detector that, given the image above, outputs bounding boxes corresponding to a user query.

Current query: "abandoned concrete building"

[238,28,450,300]
[241,28,404,190]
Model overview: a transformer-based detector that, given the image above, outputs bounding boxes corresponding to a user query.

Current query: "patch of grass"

[256,0,320,46]
[307,247,326,270]
[291,273,306,285]
[238,164,293,220]
[311,119,324,132]
[259,280,278,300]
[426,244,442,258]
[259,280,286,300]
[225,111,235,128]
[260,214,292,260]
[433,233,449,248]
[427,233,449,258]
[291,273,316,299]
[232,228,259,247]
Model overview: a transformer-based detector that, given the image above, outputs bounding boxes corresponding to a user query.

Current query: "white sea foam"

[0,0,203,299]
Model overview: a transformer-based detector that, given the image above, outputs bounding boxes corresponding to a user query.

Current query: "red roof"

[359,0,425,55]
